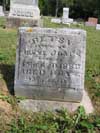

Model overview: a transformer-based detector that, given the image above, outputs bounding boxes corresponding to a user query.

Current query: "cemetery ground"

[0,17,100,132]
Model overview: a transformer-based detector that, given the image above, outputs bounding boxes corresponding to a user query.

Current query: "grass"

[0,16,100,132]
[0,28,17,64]
[8,107,100,133]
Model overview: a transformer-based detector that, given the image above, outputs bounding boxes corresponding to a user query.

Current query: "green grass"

[0,28,17,64]
[6,106,100,132]
[0,17,100,132]
[0,17,6,28]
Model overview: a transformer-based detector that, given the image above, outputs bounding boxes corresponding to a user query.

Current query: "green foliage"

[39,0,58,16]
[0,93,17,106]
[39,0,99,19]
[0,17,6,28]
[8,107,100,132]
[0,52,8,61]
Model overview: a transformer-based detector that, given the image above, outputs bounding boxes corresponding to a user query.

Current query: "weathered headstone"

[15,27,86,102]
[7,0,40,27]
[85,17,98,27]
[0,6,4,16]
[62,8,73,24]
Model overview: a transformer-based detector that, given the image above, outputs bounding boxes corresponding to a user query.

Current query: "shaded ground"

[0,64,15,95]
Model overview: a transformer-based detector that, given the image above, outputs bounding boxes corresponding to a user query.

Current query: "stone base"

[19,90,94,114]
[85,22,96,27]
[6,17,40,28]
[62,18,73,24]
[51,18,61,24]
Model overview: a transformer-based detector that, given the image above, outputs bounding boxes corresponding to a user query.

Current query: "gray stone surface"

[14,27,86,102]
[0,6,4,16]
[19,90,94,114]
[62,18,73,24]
[13,0,38,5]
[9,0,40,19]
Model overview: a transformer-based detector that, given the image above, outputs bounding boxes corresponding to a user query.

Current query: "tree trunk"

[3,0,6,11]
[55,0,59,17]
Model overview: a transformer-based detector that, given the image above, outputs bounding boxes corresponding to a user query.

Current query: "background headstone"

[63,8,69,19]
[14,27,86,102]
[85,17,98,27]
[51,7,73,24]
[7,0,40,28]
[62,7,73,24]
[0,6,4,16]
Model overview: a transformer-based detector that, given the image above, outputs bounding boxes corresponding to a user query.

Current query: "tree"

[62,0,74,6]
[55,0,74,17]
[39,0,100,19]
[55,0,59,17]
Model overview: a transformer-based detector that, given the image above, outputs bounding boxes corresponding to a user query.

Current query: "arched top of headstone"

[13,0,38,6]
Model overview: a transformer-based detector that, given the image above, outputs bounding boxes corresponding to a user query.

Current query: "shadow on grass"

[0,64,15,95]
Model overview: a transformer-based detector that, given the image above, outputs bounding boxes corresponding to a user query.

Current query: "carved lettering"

[15,28,86,102]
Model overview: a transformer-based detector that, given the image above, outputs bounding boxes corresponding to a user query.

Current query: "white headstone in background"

[9,0,40,19]
[51,7,74,25]
[0,6,4,16]
[62,7,73,24]
[96,24,100,30]
[63,8,69,19]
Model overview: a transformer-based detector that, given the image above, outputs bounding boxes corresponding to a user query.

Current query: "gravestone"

[62,8,73,24]
[63,8,69,19]
[14,27,86,102]
[7,0,40,27]
[0,6,4,16]
[51,7,73,24]
[96,24,100,30]
[85,17,98,27]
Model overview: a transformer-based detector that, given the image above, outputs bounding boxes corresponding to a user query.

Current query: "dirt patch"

[0,79,9,95]
[0,99,14,131]
[0,79,16,128]
[0,99,12,115]
[95,76,100,83]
